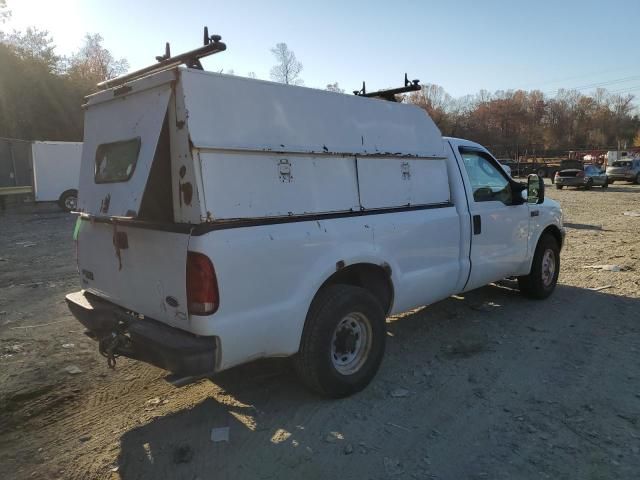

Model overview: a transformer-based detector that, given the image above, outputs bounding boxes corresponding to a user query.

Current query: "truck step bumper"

[65,290,217,376]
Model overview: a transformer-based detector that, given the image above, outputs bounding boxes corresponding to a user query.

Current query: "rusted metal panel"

[77,220,190,328]
[78,82,172,218]
[0,137,32,189]
[169,77,203,224]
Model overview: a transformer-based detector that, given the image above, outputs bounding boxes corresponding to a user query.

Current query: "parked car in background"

[606,159,640,184]
[555,164,608,190]
[550,159,583,184]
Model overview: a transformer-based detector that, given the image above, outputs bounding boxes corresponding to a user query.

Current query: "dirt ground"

[1,181,640,480]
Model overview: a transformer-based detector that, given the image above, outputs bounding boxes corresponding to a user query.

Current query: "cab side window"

[460,149,512,205]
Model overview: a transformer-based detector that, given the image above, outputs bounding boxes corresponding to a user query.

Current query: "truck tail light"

[576,171,585,177]
[186,252,219,315]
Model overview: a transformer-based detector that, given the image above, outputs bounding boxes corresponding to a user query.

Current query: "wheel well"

[541,225,563,251]
[317,263,394,314]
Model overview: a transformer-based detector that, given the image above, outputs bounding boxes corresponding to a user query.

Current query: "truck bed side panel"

[188,207,461,370]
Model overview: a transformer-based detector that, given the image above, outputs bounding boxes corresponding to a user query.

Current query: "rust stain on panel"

[100,194,111,214]
[179,182,193,206]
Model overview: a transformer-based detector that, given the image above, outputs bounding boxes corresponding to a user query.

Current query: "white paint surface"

[32,142,82,202]
[73,68,565,374]
[78,73,173,218]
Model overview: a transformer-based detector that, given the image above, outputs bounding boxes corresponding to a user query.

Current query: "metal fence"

[0,137,33,189]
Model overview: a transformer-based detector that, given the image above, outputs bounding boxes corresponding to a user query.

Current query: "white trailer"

[32,141,82,211]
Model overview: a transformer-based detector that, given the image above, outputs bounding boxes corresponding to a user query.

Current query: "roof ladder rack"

[98,26,226,90]
[354,73,421,102]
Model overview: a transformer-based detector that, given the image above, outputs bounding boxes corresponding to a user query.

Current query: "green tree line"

[0,24,127,141]
[406,84,640,156]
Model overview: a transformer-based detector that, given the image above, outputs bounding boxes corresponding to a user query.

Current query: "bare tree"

[269,43,303,85]
[247,71,257,79]
[326,82,344,93]
[64,34,129,86]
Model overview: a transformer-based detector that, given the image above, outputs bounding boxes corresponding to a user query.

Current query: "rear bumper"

[606,174,634,181]
[66,290,218,376]
[555,177,587,186]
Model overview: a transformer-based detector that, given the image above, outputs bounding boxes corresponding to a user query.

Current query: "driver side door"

[457,147,530,291]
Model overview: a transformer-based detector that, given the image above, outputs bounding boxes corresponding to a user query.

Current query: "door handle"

[530,210,540,217]
[473,215,482,235]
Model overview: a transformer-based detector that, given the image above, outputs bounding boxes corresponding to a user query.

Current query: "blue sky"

[4,0,640,99]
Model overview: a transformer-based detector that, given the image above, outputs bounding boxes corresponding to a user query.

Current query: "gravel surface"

[1,182,639,480]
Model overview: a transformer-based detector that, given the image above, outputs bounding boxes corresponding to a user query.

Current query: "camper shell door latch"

[278,159,293,183]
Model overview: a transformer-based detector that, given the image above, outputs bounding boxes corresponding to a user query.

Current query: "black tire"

[584,179,593,190]
[555,184,563,190]
[518,234,560,300]
[294,285,386,398]
[609,180,615,185]
[536,168,546,178]
[58,189,78,212]
[602,178,608,189]
[635,174,640,185]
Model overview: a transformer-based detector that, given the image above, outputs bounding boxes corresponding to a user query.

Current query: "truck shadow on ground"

[556,185,639,194]
[116,283,640,480]
[563,222,606,231]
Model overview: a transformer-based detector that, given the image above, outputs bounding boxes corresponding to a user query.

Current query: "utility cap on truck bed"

[77,30,447,223]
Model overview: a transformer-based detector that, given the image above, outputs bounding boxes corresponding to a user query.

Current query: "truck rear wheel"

[294,285,386,398]
[556,185,563,190]
[58,189,78,212]
[518,234,560,300]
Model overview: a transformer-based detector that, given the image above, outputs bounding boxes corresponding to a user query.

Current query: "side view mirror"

[527,174,545,204]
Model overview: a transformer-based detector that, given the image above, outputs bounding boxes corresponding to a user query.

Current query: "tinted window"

[612,161,631,167]
[460,149,512,204]
[95,138,141,183]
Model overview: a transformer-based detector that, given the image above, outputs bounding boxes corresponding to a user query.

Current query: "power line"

[607,84,640,95]
[516,66,640,90]
[543,75,640,96]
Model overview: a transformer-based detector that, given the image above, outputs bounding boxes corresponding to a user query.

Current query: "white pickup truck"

[66,39,564,398]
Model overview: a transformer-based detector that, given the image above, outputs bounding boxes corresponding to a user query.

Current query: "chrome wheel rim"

[64,195,77,211]
[541,249,556,288]
[331,312,372,375]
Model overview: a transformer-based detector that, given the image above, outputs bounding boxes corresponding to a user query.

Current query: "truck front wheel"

[518,234,560,300]
[294,285,386,398]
